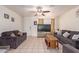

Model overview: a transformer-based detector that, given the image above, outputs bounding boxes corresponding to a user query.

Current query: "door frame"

[51,18,55,34]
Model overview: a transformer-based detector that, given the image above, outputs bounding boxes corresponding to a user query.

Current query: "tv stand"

[37,32,51,38]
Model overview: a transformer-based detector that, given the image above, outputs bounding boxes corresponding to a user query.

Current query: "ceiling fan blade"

[43,11,50,13]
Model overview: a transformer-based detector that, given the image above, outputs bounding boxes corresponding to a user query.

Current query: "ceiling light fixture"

[35,6,45,16]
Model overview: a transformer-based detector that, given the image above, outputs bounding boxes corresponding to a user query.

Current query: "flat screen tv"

[37,24,51,32]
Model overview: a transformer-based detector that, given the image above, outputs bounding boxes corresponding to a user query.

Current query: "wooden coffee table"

[45,34,59,49]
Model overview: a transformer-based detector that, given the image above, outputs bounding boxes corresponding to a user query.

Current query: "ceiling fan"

[34,6,50,16]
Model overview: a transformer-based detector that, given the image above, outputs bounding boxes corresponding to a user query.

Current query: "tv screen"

[37,24,51,32]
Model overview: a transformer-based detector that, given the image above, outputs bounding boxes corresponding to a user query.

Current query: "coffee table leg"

[56,40,59,49]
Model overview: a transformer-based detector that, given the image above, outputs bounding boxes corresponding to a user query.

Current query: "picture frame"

[11,17,15,22]
[34,21,37,25]
[4,13,9,19]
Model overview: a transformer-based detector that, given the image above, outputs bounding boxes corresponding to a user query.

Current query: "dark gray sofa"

[0,30,27,49]
[63,44,79,53]
[55,30,79,53]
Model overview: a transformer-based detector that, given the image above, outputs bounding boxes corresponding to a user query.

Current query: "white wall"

[55,17,60,32]
[23,16,37,36]
[0,6,23,35]
[59,6,79,31]
[0,6,59,37]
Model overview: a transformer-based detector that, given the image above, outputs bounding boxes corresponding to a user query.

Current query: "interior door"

[24,18,33,36]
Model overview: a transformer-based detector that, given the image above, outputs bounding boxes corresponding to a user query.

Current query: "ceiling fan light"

[42,13,45,16]
[34,6,49,16]
[37,8,42,13]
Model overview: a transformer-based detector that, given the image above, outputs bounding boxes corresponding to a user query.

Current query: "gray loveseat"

[0,30,27,49]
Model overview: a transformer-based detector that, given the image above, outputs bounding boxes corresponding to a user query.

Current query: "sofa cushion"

[63,32,70,38]
[72,34,79,39]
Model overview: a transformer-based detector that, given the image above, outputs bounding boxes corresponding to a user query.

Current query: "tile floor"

[8,36,62,53]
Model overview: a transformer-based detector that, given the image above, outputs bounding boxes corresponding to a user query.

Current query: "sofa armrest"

[63,44,79,53]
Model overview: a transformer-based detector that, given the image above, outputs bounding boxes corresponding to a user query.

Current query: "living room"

[0,5,79,53]
[1,0,79,59]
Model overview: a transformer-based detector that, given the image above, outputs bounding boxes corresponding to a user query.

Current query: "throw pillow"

[57,30,62,35]
[18,32,23,36]
[72,34,79,39]
[11,33,16,37]
[63,32,70,38]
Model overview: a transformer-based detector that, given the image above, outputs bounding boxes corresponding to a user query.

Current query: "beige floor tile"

[8,36,62,53]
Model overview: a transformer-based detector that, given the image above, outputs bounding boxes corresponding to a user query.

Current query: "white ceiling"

[4,5,77,17]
